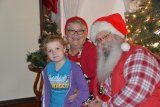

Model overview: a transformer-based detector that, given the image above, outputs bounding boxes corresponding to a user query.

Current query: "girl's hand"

[68,89,79,102]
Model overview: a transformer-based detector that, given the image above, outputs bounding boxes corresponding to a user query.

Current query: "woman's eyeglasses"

[67,29,85,35]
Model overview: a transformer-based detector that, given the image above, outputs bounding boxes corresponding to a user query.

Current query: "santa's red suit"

[89,13,160,107]
[102,43,160,107]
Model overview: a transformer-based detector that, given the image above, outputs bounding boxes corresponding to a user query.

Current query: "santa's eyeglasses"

[67,29,85,35]
[95,33,111,43]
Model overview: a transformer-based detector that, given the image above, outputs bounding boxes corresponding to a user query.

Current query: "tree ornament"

[154,28,160,36]
[129,0,142,12]
[157,20,160,26]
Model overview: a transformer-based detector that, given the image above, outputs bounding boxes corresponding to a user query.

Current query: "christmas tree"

[125,0,160,56]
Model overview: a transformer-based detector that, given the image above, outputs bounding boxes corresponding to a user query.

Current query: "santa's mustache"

[102,41,112,54]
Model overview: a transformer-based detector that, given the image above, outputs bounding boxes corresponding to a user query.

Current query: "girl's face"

[46,41,66,63]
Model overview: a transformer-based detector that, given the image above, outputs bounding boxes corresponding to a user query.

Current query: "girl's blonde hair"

[40,34,68,54]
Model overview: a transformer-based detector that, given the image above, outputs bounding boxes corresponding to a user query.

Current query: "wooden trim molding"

[0,97,40,107]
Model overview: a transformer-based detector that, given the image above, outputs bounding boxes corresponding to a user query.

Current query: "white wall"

[78,0,126,37]
[0,0,40,101]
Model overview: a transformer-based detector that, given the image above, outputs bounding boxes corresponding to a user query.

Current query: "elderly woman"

[65,16,99,103]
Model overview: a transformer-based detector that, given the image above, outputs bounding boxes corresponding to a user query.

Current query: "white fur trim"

[90,22,124,43]
[121,42,130,51]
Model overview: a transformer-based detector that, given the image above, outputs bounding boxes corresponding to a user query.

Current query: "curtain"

[63,0,80,20]
[123,0,131,11]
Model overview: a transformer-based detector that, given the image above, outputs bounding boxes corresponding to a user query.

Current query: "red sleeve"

[80,41,99,95]
[81,41,97,78]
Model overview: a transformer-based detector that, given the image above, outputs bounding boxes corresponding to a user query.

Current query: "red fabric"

[43,0,58,13]
[64,16,88,35]
[111,44,160,107]
[67,41,99,98]
[98,94,110,102]
[93,13,128,36]
[80,41,98,96]
[68,52,80,63]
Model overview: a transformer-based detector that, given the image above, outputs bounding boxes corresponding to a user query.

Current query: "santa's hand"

[87,96,102,107]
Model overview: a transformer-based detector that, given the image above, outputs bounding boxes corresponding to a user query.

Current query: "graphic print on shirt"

[48,74,70,91]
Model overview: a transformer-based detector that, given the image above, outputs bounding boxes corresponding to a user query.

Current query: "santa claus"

[88,13,160,107]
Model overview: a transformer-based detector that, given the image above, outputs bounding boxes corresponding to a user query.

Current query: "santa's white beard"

[97,39,122,83]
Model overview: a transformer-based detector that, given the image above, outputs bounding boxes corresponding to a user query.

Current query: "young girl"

[41,35,89,107]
